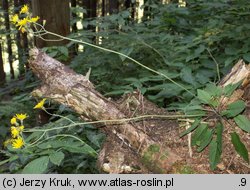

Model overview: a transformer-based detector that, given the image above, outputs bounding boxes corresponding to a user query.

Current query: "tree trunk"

[31,0,70,48]
[29,48,182,173]
[82,0,97,18]
[108,0,119,14]
[0,43,6,86]
[2,0,14,79]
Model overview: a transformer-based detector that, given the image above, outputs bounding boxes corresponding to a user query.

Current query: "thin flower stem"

[24,114,204,133]
[32,23,196,97]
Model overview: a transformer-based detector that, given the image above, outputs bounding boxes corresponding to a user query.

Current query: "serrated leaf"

[197,128,213,152]
[22,156,49,174]
[234,115,250,133]
[231,132,249,163]
[180,119,201,137]
[49,151,65,166]
[221,100,245,118]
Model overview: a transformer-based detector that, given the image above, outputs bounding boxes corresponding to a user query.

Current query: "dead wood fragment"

[29,48,181,173]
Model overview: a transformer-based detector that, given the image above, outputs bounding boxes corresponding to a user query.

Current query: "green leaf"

[234,115,250,133]
[225,47,238,55]
[231,132,249,163]
[197,89,218,107]
[224,81,242,97]
[197,89,211,104]
[22,156,49,174]
[221,100,245,118]
[209,123,223,170]
[209,139,221,170]
[197,128,213,152]
[58,46,69,57]
[119,47,133,61]
[49,151,65,166]
[192,124,208,146]
[243,53,250,62]
[180,67,197,87]
[180,119,201,137]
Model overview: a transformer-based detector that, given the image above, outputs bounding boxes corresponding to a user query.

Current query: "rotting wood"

[29,48,181,173]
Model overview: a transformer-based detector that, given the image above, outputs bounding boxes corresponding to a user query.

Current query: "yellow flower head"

[11,126,19,138]
[11,14,19,24]
[19,125,24,132]
[15,113,28,121]
[34,98,46,109]
[10,117,17,125]
[12,137,24,149]
[20,4,29,14]
[29,16,40,23]
[17,17,28,30]
[21,27,26,33]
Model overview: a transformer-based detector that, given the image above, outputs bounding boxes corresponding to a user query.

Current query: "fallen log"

[29,48,182,173]
[29,48,250,173]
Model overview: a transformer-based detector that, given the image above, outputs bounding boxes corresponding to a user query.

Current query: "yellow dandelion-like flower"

[3,139,13,147]
[20,4,29,14]
[17,17,28,30]
[15,113,28,121]
[21,27,26,33]
[29,16,40,23]
[10,117,17,125]
[34,98,46,109]
[12,137,24,149]
[11,126,19,138]
[19,125,24,132]
[11,14,19,24]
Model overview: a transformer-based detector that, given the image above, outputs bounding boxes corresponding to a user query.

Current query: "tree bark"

[31,0,70,47]
[29,48,182,173]
[2,0,14,79]
[0,43,6,86]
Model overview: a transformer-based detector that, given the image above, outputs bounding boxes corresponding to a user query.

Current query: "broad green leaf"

[221,100,245,118]
[225,47,238,55]
[180,67,197,87]
[205,83,223,97]
[209,123,223,170]
[243,53,250,62]
[234,115,250,133]
[58,46,69,57]
[192,124,208,146]
[49,151,65,166]
[197,128,213,152]
[216,123,223,146]
[180,119,201,137]
[224,81,242,97]
[22,156,49,174]
[197,89,218,107]
[209,139,221,170]
[197,89,211,104]
[231,132,249,163]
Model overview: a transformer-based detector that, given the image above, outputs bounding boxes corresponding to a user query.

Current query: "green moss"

[141,144,165,173]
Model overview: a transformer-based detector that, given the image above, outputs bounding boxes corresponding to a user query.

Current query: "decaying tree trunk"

[29,48,182,173]
[29,48,250,173]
